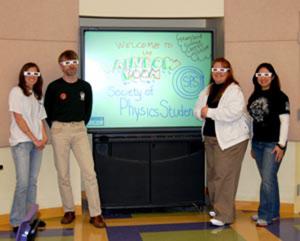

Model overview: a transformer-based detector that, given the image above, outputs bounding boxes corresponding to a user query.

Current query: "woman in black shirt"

[247,63,290,227]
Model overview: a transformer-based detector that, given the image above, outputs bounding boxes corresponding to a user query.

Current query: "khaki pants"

[51,121,101,217]
[205,136,248,223]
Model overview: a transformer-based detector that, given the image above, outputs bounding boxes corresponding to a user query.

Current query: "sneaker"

[252,214,279,222]
[209,211,216,217]
[210,218,225,227]
[61,211,75,224]
[251,214,258,221]
[89,215,106,228]
[256,219,269,227]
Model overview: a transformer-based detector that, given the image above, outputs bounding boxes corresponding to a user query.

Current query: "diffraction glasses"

[211,68,230,73]
[60,59,79,66]
[24,71,41,77]
[255,72,272,77]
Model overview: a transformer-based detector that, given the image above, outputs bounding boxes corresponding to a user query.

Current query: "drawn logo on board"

[172,66,204,100]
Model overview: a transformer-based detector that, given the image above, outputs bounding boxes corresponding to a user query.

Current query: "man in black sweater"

[44,50,105,228]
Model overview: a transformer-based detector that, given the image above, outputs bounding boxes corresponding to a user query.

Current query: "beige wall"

[225,0,300,141]
[295,143,300,211]
[80,0,224,18]
[0,0,79,147]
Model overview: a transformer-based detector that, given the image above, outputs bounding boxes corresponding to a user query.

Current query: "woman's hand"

[34,120,48,150]
[201,106,208,118]
[33,139,45,150]
[272,145,285,162]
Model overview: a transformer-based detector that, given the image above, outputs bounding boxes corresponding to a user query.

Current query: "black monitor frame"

[80,26,214,135]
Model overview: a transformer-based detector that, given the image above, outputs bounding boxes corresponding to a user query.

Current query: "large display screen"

[81,28,213,132]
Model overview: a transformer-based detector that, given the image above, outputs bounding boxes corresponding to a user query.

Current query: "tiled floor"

[1,208,300,241]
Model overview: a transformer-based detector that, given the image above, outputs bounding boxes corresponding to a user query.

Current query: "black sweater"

[44,78,93,127]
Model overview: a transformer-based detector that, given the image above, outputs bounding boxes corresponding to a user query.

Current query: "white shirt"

[194,83,250,150]
[9,86,47,146]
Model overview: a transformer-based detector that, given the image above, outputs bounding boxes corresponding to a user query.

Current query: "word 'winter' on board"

[112,56,181,81]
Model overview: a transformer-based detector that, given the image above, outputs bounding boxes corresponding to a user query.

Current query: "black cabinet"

[92,133,205,208]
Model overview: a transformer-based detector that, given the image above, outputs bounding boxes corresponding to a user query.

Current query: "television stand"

[92,132,205,208]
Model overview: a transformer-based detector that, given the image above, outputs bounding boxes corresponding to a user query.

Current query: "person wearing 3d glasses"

[44,50,105,228]
[9,62,48,232]
[194,57,250,227]
[247,63,290,227]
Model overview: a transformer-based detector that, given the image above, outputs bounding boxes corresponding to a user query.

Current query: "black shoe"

[31,219,46,229]
[12,226,19,233]
[38,219,46,228]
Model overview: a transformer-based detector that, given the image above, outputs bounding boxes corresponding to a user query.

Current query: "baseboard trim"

[0,205,82,226]
[236,200,294,213]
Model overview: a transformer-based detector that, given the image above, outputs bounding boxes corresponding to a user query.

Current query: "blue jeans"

[10,142,42,226]
[252,141,281,223]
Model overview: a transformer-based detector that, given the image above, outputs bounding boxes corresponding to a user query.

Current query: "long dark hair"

[18,62,43,100]
[209,57,239,102]
[252,62,281,92]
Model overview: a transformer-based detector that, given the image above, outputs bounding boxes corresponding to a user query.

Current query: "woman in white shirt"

[9,62,48,232]
[194,57,250,226]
